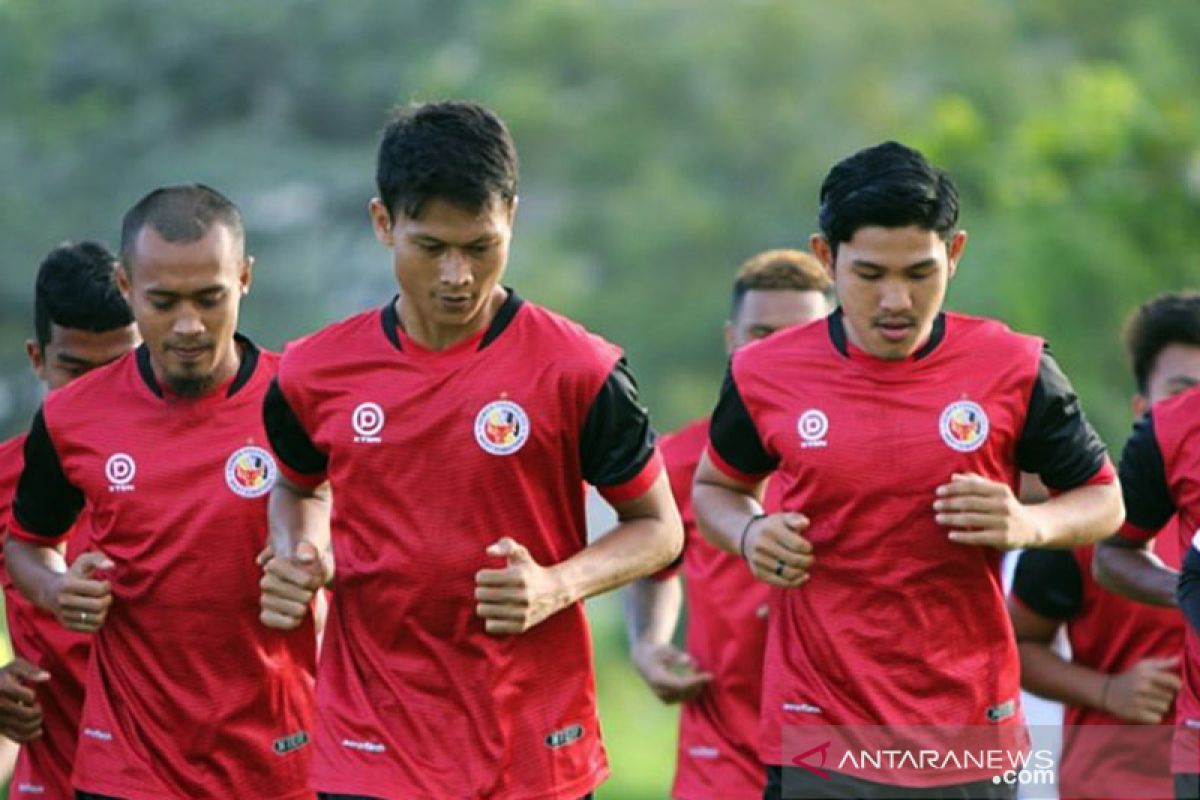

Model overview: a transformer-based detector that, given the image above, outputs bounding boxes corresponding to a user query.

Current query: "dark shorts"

[763,765,1018,800]
[1176,773,1200,800]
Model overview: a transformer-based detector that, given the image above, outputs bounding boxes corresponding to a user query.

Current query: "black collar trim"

[379,289,525,352]
[135,333,260,398]
[827,307,946,360]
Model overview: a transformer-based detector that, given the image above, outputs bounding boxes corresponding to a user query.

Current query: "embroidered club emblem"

[474,400,530,455]
[225,446,277,498]
[939,400,989,453]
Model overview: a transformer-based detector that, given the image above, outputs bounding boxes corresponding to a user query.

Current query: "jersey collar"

[136,333,260,399]
[827,307,946,361]
[380,288,524,352]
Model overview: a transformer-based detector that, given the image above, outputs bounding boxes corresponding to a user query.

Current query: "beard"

[164,370,217,397]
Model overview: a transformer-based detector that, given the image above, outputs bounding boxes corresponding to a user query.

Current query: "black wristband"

[739,513,767,562]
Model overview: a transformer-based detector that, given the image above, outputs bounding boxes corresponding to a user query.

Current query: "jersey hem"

[312,763,608,800]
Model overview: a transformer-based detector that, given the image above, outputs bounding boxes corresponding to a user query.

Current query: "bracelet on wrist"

[739,513,767,562]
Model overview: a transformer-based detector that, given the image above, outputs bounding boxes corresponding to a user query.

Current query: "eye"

[197,292,225,309]
[466,243,492,256]
[150,298,174,311]
[418,241,443,254]
[855,270,883,282]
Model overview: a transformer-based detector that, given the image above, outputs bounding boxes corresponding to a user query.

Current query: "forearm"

[1018,641,1109,711]
[267,478,332,558]
[1094,541,1177,607]
[693,480,763,555]
[1025,483,1124,548]
[3,538,67,612]
[555,512,681,605]
[623,575,682,650]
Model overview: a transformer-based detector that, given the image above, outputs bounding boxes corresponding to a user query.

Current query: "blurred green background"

[1,1,1198,797]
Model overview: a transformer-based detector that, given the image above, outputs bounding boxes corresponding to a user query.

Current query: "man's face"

[725,289,830,353]
[370,197,514,338]
[27,323,139,392]
[117,223,251,396]
[1134,342,1200,413]
[811,225,966,360]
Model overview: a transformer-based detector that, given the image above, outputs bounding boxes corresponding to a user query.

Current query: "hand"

[474,538,569,635]
[260,541,329,630]
[1103,656,1182,724]
[742,513,813,588]
[51,551,113,633]
[631,641,713,704]
[0,658,48,742]
[935,473,1038,549]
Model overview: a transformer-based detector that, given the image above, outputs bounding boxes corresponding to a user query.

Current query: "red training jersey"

[659,417,780,800]
[1012,534,1182,799]
[1,434,92,799]
[707,309,1115,787]
[7,340,317,800]
[265,292,663,800]
[1117,387,1200,776]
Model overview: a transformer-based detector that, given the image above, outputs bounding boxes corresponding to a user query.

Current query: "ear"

[25,339,46,380]
[809,234,834,281]
[369,198,394,246]
[723,320,736,356]
[115,264,132,301]
[1131,393,1149,418]
[505,195,519,227]
[240,255,255,295]
[946,230,968,279]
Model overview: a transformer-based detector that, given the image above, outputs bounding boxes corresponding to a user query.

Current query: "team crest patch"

[474,400,530,455]
[225,446,277,498]
[939,400,989,453]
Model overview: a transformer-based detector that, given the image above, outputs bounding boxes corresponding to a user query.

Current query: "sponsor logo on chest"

[225,445,277,498]
[351,401,385,444]
[797,409,829,448]
[474,399,530,456]
[104,453,136,493]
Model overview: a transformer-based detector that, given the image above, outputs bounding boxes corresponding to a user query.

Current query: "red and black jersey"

[7,339,316,800]
[1,434,92,799]
[1120,388,1200,775]
[707,309,1114,787]
[264,291,662,800]
[659,417,778,800]
[1012,535,1182,797]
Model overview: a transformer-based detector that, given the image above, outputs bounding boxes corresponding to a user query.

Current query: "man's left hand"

[475,538,569,635]
[935,473,1040,550]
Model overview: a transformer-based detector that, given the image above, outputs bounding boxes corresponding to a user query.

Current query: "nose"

[878,279,914,314]
[172,305,204,336]
[438,250,472,287]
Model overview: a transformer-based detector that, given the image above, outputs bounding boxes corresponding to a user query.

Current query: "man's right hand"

[743,512,814,588]
[1104,656,1182,724]
[0,658,48,742]
[260,541,329,630]
[50,551,114,633]
[631,641,713,704]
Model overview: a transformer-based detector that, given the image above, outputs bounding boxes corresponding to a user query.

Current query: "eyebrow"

[409,233,499,246]
[851,258,937,270]
[145,286,226,298]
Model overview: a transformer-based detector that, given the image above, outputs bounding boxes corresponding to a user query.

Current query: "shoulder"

[42,350,136,421]
[945,312,1044,359]
[732,316,828,376]
[516,301,623,376]
[279,306,383,379]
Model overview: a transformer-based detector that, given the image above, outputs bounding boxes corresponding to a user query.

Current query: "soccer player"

[692,141,1123,799]
[623,249,831,800]
[258,100,682,800]
[1010,292,1200,799]
[4,185,317,799]
[0,241,138,798]
[1094,292,1200,799]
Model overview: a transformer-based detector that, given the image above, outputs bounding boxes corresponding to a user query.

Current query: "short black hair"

[731,249,832,317]
[1123,291,1200,393]
[376,101,518,220]
[34,241,134,348]
[818,141,960,255]
[120,183,244,267]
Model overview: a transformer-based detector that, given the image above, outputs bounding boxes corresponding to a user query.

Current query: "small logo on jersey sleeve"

[939,400,989,452]
[797,409,829,448]
[225,446,278,498]
[474,400,530,455]
[105,453,136,493]
[352,401,385,444]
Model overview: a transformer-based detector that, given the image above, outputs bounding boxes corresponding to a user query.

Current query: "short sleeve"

[707,365,777,483]
[1010,548,1084,620]
[580,358,661,503]
[262,378,329,487]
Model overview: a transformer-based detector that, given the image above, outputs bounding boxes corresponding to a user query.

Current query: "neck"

[396,288,507,351]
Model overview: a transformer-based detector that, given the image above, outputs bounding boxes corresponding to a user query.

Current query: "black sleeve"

[580,358,656,488]
[1117,412,1175,533]
[12,409,84,539]
[1015,346,1110,490]
[708,365,777,478]
[1010,549,1084,620]
[1178,546,1200,635]
[262,379,329,477]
